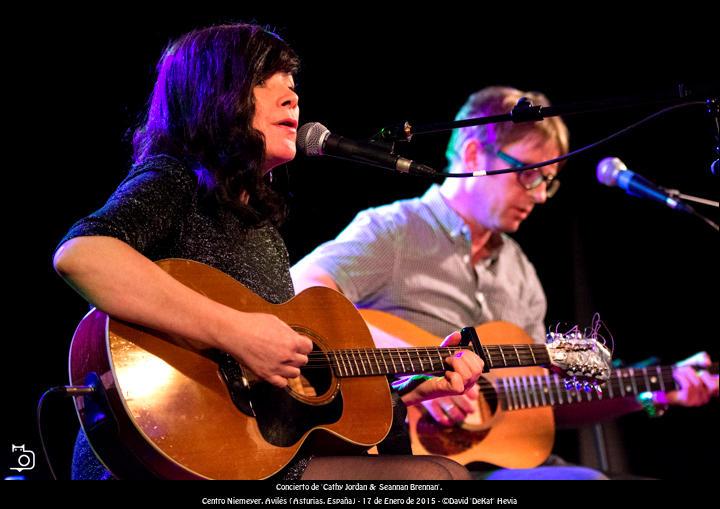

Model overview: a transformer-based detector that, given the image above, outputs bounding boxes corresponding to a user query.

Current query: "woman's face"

[252,72,299,173]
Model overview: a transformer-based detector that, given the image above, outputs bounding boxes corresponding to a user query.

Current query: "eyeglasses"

[496,149,560,198]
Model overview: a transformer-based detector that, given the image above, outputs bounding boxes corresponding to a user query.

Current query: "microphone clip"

[376,121,414,143]
[510,97,545,123]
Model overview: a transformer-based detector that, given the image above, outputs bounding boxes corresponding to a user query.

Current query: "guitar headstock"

[546,331,612,391]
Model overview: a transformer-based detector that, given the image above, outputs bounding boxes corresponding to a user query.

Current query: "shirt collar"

[421,184,505,263]
[421,184,468,239]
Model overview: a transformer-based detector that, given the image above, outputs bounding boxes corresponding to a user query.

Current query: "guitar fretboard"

[496,366,679,411]
[318,344,552,377]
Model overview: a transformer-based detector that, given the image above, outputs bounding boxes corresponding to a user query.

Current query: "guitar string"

[304,371,678,405]
[301,352,548,367]
[305,346,551,362]
[471,371,678,407]
[303,351,550,364]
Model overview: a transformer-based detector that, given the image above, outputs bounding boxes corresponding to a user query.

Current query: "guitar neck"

[497,363,719,411]
[324,344,552,377]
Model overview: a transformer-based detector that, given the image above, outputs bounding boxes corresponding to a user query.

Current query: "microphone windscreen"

[297,122,329,156]
[596,157,627,187]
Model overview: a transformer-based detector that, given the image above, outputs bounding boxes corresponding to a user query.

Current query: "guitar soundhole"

[251,333,343,447]
[416,378,498,455]
[288,342,333,399]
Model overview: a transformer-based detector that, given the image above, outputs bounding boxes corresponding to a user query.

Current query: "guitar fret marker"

[641,367,652,393]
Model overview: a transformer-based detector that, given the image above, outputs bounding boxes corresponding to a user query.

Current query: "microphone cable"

[441,101,707,178]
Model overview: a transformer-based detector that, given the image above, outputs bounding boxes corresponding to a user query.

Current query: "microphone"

[596,157,694,213]
[297,122,437,175]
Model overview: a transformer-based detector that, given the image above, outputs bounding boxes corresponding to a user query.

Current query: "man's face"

[467,137,560,233]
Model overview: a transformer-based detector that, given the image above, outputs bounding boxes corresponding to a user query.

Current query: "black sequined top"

[61,155,295,303]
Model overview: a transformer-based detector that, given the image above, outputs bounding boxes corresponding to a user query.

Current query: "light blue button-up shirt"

[293,185,547,343]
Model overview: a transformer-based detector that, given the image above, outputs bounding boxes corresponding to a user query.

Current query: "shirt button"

[463,254,470,264]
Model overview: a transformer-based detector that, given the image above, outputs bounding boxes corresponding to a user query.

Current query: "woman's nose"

[281,88,299,109]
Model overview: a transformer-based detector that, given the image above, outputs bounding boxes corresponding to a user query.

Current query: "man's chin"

[499,220,522,233]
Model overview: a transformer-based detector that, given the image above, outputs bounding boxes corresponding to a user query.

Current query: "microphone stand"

[665,190,719,232]
[376,94,712,142]
[665,190,719,208]
[708,96,720,176]
[377,92,720,233]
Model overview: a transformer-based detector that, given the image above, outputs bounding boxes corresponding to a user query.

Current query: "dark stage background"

[6,7,718,480]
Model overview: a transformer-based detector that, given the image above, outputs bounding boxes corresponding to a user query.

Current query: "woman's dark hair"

[132,23,300,225]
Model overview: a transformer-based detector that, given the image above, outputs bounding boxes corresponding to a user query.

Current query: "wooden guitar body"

[69,259,392,479]
[361,310,554,468]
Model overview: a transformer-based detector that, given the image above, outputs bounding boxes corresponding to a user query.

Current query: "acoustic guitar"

[360,309,716,469]
[68,258,611,479]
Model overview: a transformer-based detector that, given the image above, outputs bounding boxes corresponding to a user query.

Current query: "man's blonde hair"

[446,86,569,169]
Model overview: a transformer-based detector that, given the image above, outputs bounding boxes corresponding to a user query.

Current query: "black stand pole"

[377,94,715,142]
[707,97,720,176]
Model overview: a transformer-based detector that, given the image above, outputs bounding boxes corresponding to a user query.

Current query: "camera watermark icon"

[10,444,35,472]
